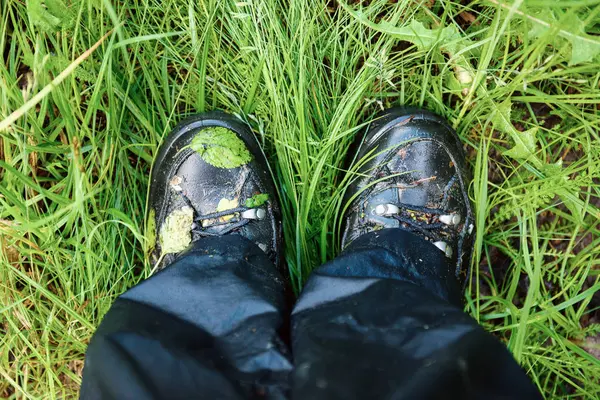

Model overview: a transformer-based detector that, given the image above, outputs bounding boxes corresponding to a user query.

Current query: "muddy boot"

[81,112,292,400]
[149,111,283,270]
[291,108,540,400]
[341,107,475,285]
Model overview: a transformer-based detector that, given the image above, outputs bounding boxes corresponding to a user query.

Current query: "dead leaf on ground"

[458,11,478,25]
[59,359,85,388]
[582,334,600,360]
[0,220,20,263]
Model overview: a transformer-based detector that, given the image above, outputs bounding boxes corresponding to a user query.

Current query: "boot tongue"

[166,151,274,249]
[384,140,454,210]
[358,140,460,238]
[175,153,247,211]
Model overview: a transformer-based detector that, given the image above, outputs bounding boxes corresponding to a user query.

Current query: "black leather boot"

[342,107,475,284]
[148,111,283,270]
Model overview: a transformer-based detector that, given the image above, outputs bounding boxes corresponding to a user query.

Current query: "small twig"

[410,176,437,186]
[0,29,113,132]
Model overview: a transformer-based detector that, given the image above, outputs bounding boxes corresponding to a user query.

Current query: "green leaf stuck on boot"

[189,127,253,169]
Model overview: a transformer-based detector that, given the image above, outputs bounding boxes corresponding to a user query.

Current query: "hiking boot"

[148,111,282,270]
[341,107,475,284]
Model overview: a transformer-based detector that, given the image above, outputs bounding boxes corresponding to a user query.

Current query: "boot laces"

[175,190,266,240]
[374,203,461,258]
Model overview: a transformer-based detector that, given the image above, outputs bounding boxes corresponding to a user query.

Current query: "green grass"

[1,0,600,398]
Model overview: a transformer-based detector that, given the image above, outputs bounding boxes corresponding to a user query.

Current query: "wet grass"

[1,0,600,398]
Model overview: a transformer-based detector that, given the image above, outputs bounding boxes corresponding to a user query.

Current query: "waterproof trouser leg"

[81,229,541,399]
[291,229,541,399]
[80,235,292,400]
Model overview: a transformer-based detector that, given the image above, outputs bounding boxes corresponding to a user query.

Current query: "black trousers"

[80,229,541,399]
